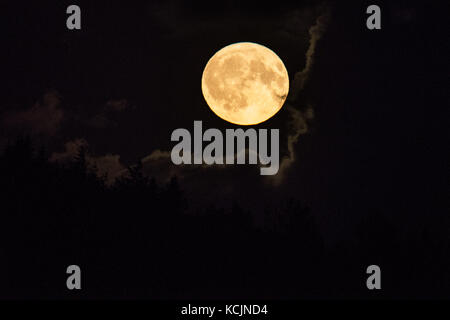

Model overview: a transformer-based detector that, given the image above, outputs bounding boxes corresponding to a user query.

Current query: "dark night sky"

[1,0,447,243]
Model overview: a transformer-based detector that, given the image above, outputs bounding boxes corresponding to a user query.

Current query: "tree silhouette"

[0,137,448,299]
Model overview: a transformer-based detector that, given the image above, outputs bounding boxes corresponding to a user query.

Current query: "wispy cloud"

[270,9,330,185]
[290,10,330,100]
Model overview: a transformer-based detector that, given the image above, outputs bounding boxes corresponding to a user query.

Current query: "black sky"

[1,0,447,244]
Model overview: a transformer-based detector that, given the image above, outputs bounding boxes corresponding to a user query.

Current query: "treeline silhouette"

[0,137,448,299]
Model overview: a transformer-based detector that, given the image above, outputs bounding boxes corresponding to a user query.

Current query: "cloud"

[139,147,265,210]
[290,10,330,101]
[268,9,330,185]
[141,149,171,162]
[48,138,88,162]
[141,149,183,183]
[88,154,127,185]
[1,90,63,136]
[269,104,314,185]
[8,95,132,184]
[49,138,126,185]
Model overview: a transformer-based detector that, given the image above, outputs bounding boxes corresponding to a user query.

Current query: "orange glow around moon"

[201,42,289,125]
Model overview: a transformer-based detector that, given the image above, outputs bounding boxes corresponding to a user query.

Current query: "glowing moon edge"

[201,42,289,126]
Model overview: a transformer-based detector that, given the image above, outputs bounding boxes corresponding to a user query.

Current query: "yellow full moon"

[201,42,289,125]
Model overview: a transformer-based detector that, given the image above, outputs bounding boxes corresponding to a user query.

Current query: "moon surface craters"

[202,42,289,125]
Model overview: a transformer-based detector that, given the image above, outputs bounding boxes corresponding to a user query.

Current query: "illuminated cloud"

[88,154,127,185]
[50,139,126,185]
[48,139,88,162]
[269,9,330,185]
[291,10,331,100]
[1,90,63,136]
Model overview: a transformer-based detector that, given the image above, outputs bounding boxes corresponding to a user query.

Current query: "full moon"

[201,42,289,125]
